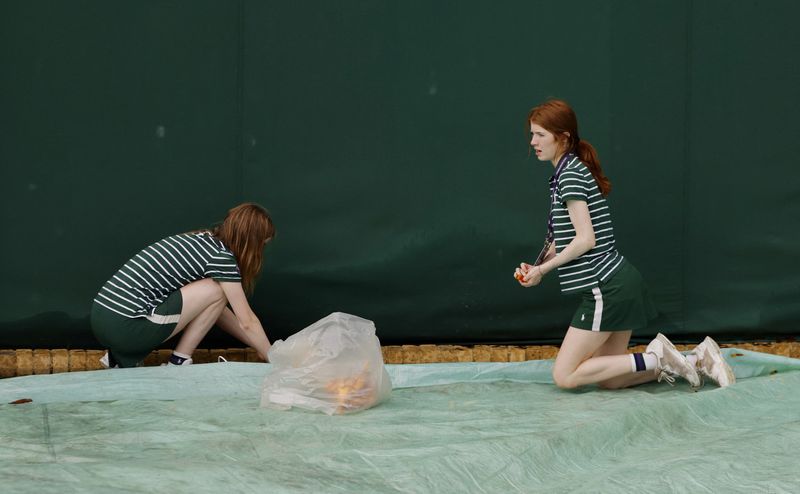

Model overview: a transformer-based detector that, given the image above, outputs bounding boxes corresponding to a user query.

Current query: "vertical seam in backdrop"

[235,0,245,201]
[681,0,693,334]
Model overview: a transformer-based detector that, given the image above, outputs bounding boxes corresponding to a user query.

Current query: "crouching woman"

[91,203,275,368]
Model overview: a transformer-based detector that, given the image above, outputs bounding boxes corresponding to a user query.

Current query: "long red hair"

[211,203,275,294]
[528,99,612,196]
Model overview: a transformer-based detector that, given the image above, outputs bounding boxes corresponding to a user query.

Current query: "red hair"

[211,203,275,294]
[528,99,612,196]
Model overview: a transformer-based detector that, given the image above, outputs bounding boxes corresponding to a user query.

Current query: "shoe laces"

[656,370,676,386]
[652,353,676,386]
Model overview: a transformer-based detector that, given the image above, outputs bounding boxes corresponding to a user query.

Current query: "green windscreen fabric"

[3,1,799,348]
[1,350,798,492]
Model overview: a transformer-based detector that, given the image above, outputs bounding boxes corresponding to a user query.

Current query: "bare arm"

[518,200,595,286]
[218,282,272,361]
[539,199,595,273]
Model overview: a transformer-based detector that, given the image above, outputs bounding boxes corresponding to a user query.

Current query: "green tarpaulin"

[1,349,798,493]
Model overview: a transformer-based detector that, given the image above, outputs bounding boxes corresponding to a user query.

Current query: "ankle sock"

[169,351,191,365]
[630,353,658,372]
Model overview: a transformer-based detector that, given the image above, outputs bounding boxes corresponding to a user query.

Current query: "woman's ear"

[560,132,572,150]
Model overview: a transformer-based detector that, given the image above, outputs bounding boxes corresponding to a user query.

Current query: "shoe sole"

[701,337,736,387]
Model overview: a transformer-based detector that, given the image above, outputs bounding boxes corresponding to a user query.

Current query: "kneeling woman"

[92,203,275,368]
[515,99,734,390]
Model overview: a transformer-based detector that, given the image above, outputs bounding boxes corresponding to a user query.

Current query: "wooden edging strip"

[1,342,798,378]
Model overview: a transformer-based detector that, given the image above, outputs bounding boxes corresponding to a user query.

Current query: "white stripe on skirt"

[145,313,181,325]
[591,287,603,331]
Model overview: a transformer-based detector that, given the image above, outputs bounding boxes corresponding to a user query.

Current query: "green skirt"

[91,290,183,368]
[569,259,657,332]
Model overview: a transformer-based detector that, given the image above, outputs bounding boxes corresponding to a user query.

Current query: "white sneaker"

[645,333,701,388]
[692,337,736,387]
[99,352,119,369]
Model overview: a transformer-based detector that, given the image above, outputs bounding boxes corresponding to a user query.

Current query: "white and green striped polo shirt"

[94,232,241,318]
[552,155,624,293]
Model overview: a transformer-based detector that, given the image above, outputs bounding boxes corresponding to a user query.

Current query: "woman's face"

[530,122,564,165]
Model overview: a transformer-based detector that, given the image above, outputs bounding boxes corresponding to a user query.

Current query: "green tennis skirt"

[569,260,657,332]
[91,290,183,368]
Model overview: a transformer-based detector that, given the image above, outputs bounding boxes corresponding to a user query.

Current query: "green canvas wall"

[1,1,798,348]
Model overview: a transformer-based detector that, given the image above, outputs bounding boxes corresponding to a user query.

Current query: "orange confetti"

[324,362,373,414]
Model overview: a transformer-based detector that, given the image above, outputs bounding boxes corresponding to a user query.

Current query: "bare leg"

[594,331,658,389]
[164,279,227,356]
[214,307,246,340]
[552,327,649,389]
[213,307,269,360]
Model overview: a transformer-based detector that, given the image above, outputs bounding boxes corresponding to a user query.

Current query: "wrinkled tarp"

[1,349,798,493]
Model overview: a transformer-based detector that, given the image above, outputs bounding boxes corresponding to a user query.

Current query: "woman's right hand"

[514,262,534,286]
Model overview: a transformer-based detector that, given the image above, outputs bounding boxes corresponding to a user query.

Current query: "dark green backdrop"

[2,1,798,348]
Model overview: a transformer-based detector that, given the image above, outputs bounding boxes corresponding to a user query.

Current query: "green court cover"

[1,349,798,492]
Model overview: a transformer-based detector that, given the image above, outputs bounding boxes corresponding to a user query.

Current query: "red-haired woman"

[91,203,275,368]
[515,99,735,389]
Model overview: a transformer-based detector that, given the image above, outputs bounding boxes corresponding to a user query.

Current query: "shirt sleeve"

[558,168,590,203]
[205,250,242,282]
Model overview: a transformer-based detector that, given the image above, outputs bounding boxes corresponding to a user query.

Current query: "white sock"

[630,353,658,372]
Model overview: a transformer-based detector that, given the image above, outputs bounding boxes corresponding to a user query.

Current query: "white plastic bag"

[260,312,392,415]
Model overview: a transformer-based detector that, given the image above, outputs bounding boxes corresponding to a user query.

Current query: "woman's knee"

[205,281,226,307]
[184,279,226,306]
[552,369,579,389]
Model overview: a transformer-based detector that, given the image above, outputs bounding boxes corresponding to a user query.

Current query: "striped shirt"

[551,154,624,293]
[94,232,241,318]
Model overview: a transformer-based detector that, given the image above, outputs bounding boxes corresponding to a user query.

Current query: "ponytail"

[575,139,611,197]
